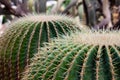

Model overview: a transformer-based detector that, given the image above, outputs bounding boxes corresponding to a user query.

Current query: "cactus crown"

[69,30,120,45]
[0,14,78,80]
[22,30,120,80]
[22,14,74,22]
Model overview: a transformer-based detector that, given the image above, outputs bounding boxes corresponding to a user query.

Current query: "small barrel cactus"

[23,30,120,80]
[0,14,78,80]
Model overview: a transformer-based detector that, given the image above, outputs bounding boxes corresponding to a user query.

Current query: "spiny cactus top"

[23,30,120,80]
[0,14,78,80]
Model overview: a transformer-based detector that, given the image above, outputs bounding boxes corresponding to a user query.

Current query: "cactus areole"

[0,14,78,80]
[23,30,120,80]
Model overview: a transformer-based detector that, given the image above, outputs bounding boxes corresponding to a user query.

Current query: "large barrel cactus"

[0,14,78,80]
[23,30,120,80]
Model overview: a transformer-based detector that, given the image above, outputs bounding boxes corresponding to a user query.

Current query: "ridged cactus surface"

[0,14,78,80]
[23,31,120,80]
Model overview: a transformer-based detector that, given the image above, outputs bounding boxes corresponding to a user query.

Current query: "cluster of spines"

[22,34,120,80]
[0,14,78,80]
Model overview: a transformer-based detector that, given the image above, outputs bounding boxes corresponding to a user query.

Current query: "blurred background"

[0,0,120,32]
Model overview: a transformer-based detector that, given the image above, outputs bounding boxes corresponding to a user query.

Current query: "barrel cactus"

[23,30,120,80]
[0,14,78,80]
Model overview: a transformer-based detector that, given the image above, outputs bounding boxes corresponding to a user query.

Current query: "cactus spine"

[0,14,78,80]
[23,30,120,80]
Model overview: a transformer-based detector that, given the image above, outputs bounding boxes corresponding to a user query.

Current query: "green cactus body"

[0,14,78,80]
[23,30,120,80]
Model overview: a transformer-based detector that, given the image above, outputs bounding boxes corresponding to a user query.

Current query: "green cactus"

[23,30,120,80]
[0,14,78,80]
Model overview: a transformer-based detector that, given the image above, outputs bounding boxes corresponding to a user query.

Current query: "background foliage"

[0,0,120,30]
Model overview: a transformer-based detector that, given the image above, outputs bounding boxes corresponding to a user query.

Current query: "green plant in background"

[0,14,78,80]
[23,30,120,80]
